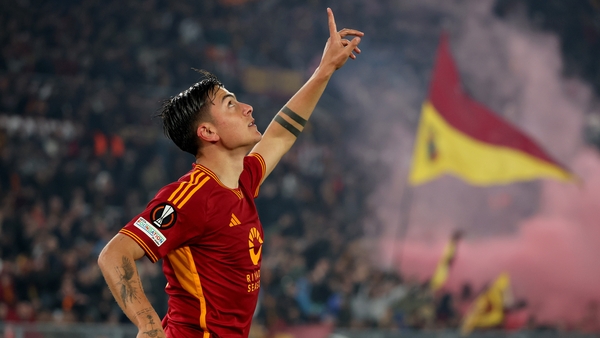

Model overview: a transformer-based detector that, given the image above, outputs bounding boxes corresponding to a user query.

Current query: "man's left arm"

[250,8,363,183]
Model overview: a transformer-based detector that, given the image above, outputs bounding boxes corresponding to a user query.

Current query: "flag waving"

[409,34,572,186]
[460,273,512,336]
[429,230,462,291]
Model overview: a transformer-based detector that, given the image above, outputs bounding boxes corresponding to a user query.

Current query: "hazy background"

[336,0,600,324]
[1,0,600,333]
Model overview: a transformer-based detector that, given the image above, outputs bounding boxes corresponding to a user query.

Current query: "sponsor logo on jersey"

[229,213,241,227]
[134,217,166,247]
[248,227,263,265]
[150,203,177,229]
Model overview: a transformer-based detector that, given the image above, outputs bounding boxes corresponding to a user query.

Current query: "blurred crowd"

[1,0,599,335]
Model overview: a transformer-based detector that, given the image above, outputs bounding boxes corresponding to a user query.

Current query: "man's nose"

[243,103,253,116]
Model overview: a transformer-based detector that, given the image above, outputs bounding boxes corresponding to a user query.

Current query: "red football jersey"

[120,153,266,338]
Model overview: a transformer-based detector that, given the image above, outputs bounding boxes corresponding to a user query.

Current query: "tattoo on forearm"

[142,328,162,338]
[274,114,301,137]
[136,308,164,337]
[142,312,161,337]
[116,256,140,308]
[136,308,153,317]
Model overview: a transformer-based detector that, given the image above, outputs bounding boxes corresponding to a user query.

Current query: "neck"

[195,146,249,189]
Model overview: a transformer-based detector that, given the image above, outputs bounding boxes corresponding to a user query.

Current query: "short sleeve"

[119,172,210,262]
[241,153,266,198]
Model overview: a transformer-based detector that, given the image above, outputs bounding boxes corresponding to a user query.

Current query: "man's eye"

[228,101,235,107]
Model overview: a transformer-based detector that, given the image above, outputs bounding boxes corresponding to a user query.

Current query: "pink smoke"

[395,148,600,324]
[340,0,600,327]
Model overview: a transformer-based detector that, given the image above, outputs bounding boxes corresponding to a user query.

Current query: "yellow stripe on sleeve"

[249,152,266,179]
[172,172,205,205]
[119,229,159,263]
[169,170,200,202]
[248,153,266,197]
[177,176,210,209]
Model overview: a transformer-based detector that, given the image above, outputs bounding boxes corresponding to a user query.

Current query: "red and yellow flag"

[409,34,571,186]
[460,273,511,335]
[430,230,462,291]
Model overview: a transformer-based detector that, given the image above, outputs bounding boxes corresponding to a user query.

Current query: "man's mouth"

[248,120,255,127]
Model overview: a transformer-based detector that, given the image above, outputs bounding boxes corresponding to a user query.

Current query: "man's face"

[207,86,262,150]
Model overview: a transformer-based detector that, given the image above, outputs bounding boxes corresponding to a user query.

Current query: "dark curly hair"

[158,70,222,156]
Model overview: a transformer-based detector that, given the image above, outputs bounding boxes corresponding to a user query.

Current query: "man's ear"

[197,123,219,143]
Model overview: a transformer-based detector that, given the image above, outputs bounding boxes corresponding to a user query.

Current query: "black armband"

[281,106,307,127]
[274,114,301,137]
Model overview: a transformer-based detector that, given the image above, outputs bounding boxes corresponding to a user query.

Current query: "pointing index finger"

[327,8,338,40]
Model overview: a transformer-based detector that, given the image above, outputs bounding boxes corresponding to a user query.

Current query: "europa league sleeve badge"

[150,203,178,230]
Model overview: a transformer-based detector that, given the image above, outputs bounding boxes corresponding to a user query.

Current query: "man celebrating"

[98,8,363,338]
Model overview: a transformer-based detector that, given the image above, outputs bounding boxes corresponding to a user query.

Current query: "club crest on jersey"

[150,203,177,229]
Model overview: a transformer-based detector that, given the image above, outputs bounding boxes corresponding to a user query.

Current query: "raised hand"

[320,8,364,71]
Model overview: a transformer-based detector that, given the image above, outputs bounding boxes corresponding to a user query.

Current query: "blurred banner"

[409,34,572,186]
[242,67,304,97]
[429,230,462,291]
[460,272,511,335]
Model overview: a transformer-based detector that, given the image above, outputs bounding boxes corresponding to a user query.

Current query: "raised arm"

[250,8,363,183]
[98,233,166,338]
